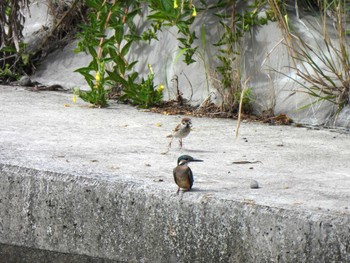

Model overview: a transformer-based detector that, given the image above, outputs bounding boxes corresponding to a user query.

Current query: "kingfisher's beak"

[191,159,203,163]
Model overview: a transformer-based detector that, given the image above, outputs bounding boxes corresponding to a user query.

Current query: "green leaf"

[121,41,133,57]
[106,71,128,87]
[85,0,101,9]
[114,55,126,75]
[0,46,16,53]
[126,9,139,23]
[126,60,138,71]
[129,72,139,82]
[201,24,206,50]
[174,48,189,63]
[115,25,124,44]
[88,46,98,58]
[108,47,120,62]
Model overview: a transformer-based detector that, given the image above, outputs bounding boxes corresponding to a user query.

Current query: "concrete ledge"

[1,164,349,262]
[2,86,350,261]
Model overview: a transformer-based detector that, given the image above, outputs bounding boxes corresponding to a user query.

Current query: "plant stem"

[97,0,118,60]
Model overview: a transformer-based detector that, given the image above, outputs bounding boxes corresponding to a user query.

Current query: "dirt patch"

[146,100,293,126]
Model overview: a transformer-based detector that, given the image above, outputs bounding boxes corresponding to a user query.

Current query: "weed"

[268,0,350,115]
[0,0,30,82]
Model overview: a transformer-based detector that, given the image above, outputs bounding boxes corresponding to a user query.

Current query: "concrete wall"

[1,164,349,262]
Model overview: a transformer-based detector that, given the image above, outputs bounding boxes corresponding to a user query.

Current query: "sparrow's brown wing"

[173,123,181,133]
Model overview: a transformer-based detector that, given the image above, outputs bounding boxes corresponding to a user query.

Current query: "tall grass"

[268,0,350,115]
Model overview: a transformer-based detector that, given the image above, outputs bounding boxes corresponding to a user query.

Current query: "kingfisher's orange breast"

[173,166,191,190]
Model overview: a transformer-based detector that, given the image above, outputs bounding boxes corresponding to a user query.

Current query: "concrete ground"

[1,85,350,262]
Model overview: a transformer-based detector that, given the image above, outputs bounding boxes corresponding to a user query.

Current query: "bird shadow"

[160,148,215,155]
[171,148,216,154]
[173,187,220,195]
[189,187,220,193]
[183,148,216,153]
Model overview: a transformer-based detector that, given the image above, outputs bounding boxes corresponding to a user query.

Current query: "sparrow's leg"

[179,139,183,148]
[161,137,174,155]
[176,187,180,194]
[168,136,174,149]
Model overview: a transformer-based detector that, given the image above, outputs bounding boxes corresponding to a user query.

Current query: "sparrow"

[168,117,192,148]
[173,155,203,193]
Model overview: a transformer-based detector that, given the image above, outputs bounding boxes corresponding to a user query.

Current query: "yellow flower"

[174,0,178,9]
[72,93,77,103]
[192,6,197,17]
[157,84,164,93]
[95,72,101,82]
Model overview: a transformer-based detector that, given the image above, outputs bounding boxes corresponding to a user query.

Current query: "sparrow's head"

[181,118,192,128]
[177,155,203,166]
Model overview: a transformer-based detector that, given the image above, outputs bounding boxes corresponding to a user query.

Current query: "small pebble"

[153,178,163,182]
[250,179,259,189]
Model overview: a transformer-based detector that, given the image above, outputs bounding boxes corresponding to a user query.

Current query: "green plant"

[234,86,254,113]
[119,64,163,108]
[211,0,270,113]
[0,63,16,78]
[0,0,30,82]
[75,60,109,107]
[74,0,140,107]
[74,0,273,112]
[146,0,198,64]
[75,0,199,108]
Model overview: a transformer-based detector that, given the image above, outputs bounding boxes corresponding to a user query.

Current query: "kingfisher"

[173,155,203,193]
